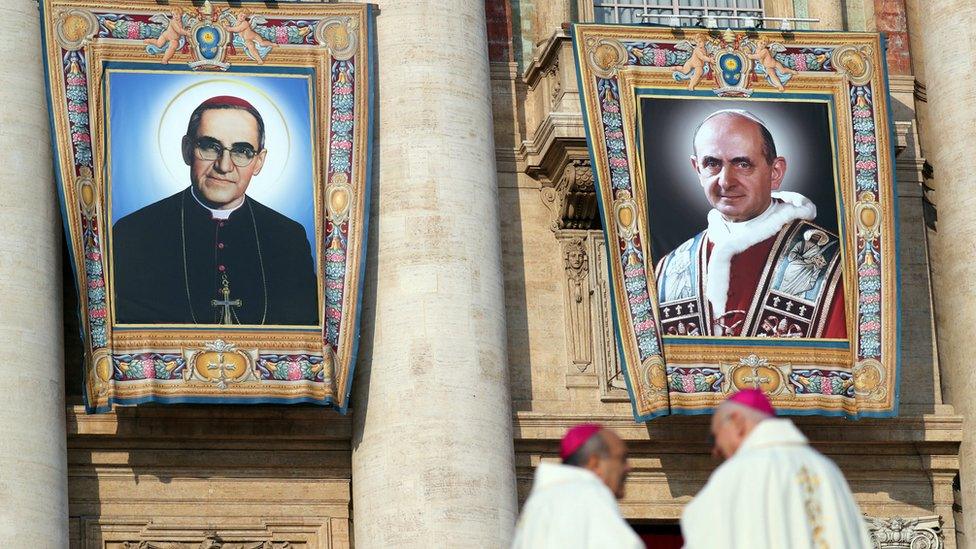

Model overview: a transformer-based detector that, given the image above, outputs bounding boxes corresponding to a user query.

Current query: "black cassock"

[112,188,319,325]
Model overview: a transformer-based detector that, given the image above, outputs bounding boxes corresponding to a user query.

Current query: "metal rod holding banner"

[637,12,820,30]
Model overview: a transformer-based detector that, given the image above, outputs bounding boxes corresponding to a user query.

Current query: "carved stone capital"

[540,158,599,232]
[865,515,943,549]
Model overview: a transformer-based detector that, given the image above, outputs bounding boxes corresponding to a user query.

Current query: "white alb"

[680,418,874,549]
[511,461,642,549]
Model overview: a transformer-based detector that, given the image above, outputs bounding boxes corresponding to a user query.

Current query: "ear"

[251,149,268,176]
[727,409,746,434]
[181,135,193,165]
[769,156,787,190]
[585,452,602,473]
[690,155,700,174]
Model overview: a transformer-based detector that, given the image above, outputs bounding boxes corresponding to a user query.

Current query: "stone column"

[806,1,845,30]
[350,0,517,547]
[0,1,69,547]
[913,1,976,546]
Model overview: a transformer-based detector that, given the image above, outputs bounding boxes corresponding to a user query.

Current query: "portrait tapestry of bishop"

[112,96,319,326]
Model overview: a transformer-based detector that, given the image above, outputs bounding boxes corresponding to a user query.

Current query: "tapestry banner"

[40,0,374,413]
[573,24,899,420]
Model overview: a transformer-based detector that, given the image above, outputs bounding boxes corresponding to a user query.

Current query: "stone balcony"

[519,28,599,232]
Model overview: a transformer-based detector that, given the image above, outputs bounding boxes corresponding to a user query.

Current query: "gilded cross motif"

[207,349,233,390]
[743,369,771,389]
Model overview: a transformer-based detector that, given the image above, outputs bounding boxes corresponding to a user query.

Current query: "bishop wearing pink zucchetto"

[680,389,873,549]
[511,424,641,549]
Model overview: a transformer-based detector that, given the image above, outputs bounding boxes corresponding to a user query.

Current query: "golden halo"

[156,78,292,188]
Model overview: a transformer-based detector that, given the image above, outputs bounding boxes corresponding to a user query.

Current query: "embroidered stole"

[655,220,842,338]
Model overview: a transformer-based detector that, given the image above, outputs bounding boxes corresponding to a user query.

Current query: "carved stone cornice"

[513,408,963,447]
[523,28,571,90]
[520,30,601,232]
[66,404,352,448]
[866,515,943,549]
[122,534,291,549]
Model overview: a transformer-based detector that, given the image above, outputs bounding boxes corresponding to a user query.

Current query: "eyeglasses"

[193,137,260,167]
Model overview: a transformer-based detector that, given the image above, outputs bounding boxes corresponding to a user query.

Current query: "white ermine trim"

[704,192,816,318]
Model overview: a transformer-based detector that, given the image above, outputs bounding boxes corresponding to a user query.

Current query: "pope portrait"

[112,95,319,325]
[653,109,846,338]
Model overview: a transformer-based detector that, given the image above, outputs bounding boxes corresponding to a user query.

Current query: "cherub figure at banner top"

[223,10,274,64]
[145,7,190,64]
[673,35,713,91]
[743,37,795,92]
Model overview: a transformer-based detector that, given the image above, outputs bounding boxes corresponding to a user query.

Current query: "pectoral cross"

[212,275,242,325]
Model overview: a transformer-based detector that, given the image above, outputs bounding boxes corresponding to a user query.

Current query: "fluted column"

[350,0,517,546]
[913,1,976,545]
[0,1,69,547]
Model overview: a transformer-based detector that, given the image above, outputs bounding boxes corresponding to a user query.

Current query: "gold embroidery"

[797,466,829,549]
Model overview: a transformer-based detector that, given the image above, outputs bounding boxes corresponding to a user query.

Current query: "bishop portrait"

[112,96,319,326]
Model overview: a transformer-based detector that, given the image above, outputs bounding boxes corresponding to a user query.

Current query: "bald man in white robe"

[680,390,873,549]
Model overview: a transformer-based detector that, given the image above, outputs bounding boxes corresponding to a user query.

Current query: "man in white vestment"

[511,424,642,549]
[680,390,873,549]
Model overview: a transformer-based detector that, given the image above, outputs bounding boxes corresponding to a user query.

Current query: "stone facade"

[510,0,964,547]
[0,0,971,548]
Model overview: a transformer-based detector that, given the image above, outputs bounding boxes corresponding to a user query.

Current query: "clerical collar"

[189,186,244,220]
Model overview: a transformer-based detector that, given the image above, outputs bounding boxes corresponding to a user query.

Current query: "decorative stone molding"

[540,159,598,232]
[521,30,601,232]
[592,234,629,400]
[894,120,912,157]
[557,230,632,392]
[68,406,351,548]
[122,533,292,549]
[549,227,633,397]
[558,231,596,388]
[562,237,590,317]
[865,515,943,549]
[83,517,330,549]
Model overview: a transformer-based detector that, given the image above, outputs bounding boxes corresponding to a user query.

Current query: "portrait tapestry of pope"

[653,109,847,339]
